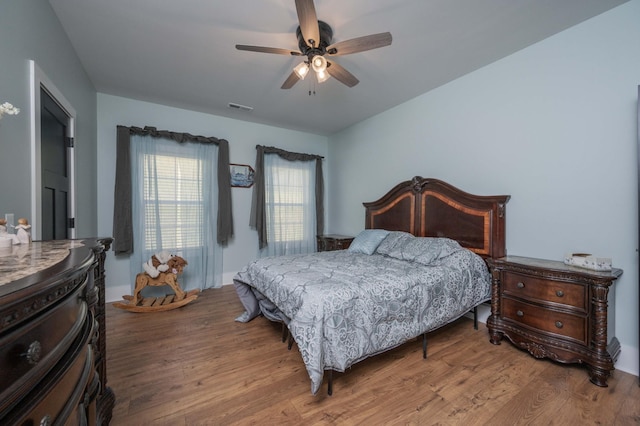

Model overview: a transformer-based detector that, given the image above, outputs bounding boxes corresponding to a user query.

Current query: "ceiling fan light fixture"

[316,69,330,83]
[293,62,310,79]
[311,55,327,73]
[235,0,391,90]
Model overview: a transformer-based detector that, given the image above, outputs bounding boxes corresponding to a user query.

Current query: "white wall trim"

[222,271,237,286]
[106,273,238,303]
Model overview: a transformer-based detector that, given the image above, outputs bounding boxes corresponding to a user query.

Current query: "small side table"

[316,234,354,252]
[487,256,622,387]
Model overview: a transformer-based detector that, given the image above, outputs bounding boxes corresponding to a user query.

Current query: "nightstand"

[316,234,354,252]
[486,256,622,387]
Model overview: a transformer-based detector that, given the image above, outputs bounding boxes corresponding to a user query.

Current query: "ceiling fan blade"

[281,71,301,89]
[295,0,320,48]
[326,60,359,87]
[236,45,301,56]
[326,32,392,56]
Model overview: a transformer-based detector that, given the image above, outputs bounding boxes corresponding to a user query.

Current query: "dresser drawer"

[502,271,586,310]
[8,341,93,426]
[502,297,587,343]
[0,282,87,403]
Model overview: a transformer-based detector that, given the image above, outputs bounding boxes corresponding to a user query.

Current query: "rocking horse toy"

[113,251,200,312]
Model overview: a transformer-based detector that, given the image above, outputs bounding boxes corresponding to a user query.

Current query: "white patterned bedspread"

[233,242,490,395]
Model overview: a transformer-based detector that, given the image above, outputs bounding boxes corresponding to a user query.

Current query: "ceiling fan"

[235,0,392,89]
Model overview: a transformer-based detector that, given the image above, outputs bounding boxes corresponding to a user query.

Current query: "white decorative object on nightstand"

[564,252,612,271]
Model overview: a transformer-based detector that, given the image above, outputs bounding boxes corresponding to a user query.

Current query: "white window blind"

[142,154,203,250]
[266,165,309,242]
[262,154,316,257]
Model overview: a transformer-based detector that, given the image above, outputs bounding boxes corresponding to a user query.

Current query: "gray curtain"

[249,145,324,249]
[113,125,233,255]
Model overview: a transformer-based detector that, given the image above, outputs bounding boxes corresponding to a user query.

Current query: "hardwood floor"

[106,285,640,425]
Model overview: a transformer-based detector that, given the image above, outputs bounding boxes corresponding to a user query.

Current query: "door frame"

[29,60,77,240]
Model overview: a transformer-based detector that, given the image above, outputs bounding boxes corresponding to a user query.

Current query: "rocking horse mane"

[167,255,188,274]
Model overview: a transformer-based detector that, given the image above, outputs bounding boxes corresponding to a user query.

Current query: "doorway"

[29,60,76,241]
[40,88,70,240]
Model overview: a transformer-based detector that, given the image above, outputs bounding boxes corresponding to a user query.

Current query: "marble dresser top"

[0,240,86,286]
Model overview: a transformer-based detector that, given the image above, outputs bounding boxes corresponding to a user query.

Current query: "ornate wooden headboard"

[363,176,510,259]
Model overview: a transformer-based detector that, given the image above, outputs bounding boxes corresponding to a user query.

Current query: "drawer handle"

[555,321,564,329]
[40,414,52,426]
[22,340,42,365]
[516,310,524,317]
[517,282,525,289]
[556,290,564,297]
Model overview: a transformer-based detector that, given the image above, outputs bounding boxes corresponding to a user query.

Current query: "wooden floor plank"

[105,285,640,425]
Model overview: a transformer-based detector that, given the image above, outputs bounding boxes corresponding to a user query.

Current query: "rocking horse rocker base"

[113,255,199,313]
[113,288,200,312]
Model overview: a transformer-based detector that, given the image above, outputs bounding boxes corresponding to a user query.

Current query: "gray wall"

[0,0,98,237]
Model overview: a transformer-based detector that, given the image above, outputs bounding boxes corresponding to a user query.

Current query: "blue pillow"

[347,229,390,255]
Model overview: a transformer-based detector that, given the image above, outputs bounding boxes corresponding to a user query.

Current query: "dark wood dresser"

[316,234,354,252]
[0,238,114,425]
[487,256,622,387]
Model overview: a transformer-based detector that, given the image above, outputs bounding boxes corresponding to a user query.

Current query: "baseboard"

[106,273,237,303]
[222,271,237,286]
[106,284,131,303]
[616,343,639,378]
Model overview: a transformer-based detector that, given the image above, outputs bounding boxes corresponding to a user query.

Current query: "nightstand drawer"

[317,235,354,252]
[502,272,586,310]
[502,298,587,343]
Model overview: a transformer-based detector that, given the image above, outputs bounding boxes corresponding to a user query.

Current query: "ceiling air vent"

[228,102,253,112]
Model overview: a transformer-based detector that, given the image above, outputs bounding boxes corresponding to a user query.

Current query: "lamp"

[293,62,309,80]
[315,69,330,83]
[293,55,331,85]
[311,55,327,73]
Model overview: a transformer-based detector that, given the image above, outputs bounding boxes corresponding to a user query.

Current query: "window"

[130,134,221,290]
[141,154,203,250]
[261,154,316,257]
[249,145,324,257]
[266,164,310,243]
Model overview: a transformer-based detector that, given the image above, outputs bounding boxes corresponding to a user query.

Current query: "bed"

[233,176,510,395]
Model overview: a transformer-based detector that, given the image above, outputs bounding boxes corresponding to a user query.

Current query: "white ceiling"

[48,0,628,136]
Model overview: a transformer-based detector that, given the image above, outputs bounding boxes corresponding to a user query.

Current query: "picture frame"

[230,163,255,188]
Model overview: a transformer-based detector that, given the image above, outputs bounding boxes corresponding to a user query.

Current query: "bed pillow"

[403,237,463,265]
[374,231,414,256]
[376,233,463,265]
[347,229,390,255]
